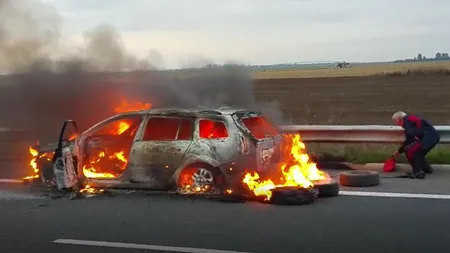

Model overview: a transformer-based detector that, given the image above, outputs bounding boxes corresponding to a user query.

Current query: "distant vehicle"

[32,107,282,195]
[336,62,351,68]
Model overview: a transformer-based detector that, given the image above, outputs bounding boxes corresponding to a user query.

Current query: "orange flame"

[69,133,77,140]
[23,146,54,180]
[114,97,152,113]
[116,121,131,135]
[243,134,326,201]
[82,97,151,179]
[82,151,128,178]
[79,184,104,194]
[24,97,152,181]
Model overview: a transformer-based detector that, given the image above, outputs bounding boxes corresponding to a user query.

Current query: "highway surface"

[2,169,450,253]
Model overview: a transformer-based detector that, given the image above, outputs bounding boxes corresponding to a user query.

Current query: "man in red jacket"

[392,111,440,179]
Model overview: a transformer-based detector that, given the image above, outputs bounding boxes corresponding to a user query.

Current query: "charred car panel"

[34,108,283,194]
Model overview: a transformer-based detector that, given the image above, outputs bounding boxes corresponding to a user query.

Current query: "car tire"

[313,179,340,198]
[339,170,380,187]
[177,166,224,195]
[269,187,315,205]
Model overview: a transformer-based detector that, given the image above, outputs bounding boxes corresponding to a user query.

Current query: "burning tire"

[177,166,224,195]
[339,170,380,187]
[313,179,339,198]
[269,187,315,205]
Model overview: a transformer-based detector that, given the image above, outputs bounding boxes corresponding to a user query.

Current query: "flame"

[24,97,151,181]
[82,97,151,179]
[114,97,152,113]
[116,121,131,135]
[79,184,104,194]
[242,134,326,201]
[82,151,128,178]
[29,146,38,173]
[24,146,54,179]
[69,133,77,140]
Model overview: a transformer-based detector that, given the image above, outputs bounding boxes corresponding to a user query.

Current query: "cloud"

[14,0,450,68]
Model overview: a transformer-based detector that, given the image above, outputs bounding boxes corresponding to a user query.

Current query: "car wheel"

[339,170,380,187]
[177,166,223,195]
[313,179,340,198]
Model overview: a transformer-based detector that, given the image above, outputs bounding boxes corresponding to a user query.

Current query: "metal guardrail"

[279,125,450,143]
[1,125,450,144]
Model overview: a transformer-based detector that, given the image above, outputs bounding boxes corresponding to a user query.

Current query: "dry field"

[252,61,450,163]
[253,75,450,125]
[252,61,450,125]
[253,61,450,79]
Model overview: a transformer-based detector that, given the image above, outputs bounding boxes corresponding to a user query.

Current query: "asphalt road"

[1,184,450,253]
[2,165,450,253]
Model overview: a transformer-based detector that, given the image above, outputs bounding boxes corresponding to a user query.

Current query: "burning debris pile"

[243,134,328,201]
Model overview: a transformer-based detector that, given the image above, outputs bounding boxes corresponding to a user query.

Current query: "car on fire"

[31,107,285,195]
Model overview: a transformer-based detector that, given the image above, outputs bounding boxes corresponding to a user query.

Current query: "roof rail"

[198,110,222,115]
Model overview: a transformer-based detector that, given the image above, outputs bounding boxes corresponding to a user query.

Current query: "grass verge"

[306,143,450,164]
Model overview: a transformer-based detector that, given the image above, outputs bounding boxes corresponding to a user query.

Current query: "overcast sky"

[43,0,450,69]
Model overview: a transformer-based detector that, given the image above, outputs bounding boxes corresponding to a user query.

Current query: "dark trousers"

[405,136,439,174]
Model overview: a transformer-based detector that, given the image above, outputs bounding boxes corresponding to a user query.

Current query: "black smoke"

[0,0,287,144]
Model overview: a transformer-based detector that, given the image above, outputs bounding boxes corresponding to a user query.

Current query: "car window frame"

[197,118,229,140]
[141,116,195,142]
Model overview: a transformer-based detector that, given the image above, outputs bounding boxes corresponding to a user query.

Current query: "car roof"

[80,107,266,137]
[115,107,261,118]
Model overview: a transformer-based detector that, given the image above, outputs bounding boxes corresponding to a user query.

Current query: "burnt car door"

[52,120,79,190]
[80,114,143,179]
[128,116,194,188]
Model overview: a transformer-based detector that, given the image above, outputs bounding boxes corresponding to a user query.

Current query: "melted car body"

[38,108,282,194]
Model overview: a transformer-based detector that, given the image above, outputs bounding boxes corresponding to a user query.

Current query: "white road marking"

[53,239,253,253]
[340,191,450,200]
[0,179,23,183]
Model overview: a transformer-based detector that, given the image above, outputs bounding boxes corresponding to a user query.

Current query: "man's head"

[392,111,407,126]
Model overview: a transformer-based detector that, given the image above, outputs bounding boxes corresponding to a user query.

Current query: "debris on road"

[313,179,340,198]
[339,170,380,187]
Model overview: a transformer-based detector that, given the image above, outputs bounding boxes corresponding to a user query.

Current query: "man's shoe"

[423,167,434,174]
[406,171,426,179]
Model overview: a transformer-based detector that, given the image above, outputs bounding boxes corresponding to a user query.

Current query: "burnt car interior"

[240,116,279,140]
[82,115,143,178]
[199,119,228,139]
[70,112,277,181]
[143,117,193,141]
[142,117,229,141]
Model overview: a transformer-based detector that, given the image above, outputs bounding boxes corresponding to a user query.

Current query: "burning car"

[27,106,338,201]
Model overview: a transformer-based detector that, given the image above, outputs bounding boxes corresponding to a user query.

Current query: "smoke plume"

[0,0,287,144]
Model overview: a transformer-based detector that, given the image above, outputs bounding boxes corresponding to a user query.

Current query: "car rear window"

[240,116,279,139]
